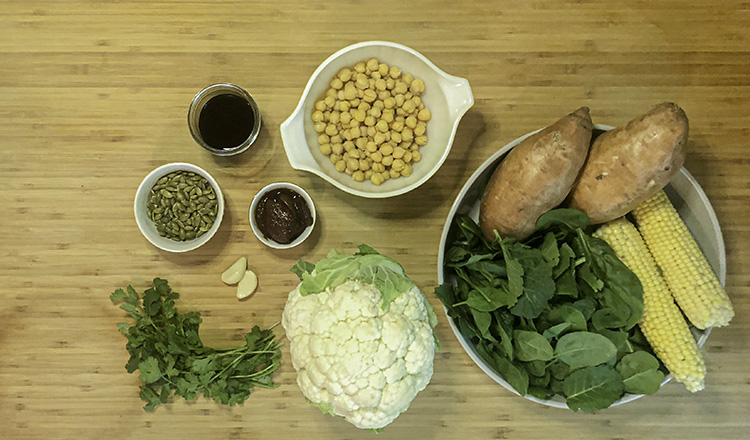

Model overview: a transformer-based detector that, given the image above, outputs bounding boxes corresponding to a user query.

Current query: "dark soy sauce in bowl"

[198,94,256,150]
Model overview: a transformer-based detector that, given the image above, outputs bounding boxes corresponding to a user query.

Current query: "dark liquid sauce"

[254,188,313,244]
[198,94,255,150]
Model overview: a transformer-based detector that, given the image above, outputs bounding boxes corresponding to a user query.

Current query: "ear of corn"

[594,217,706,392]
[632,190,734,329]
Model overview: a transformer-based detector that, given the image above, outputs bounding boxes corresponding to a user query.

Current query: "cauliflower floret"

[282,279,437,430]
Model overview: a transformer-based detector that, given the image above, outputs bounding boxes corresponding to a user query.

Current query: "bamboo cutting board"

[1,1,749,439]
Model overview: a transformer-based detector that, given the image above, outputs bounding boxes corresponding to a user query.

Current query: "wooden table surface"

[2,1,748,439]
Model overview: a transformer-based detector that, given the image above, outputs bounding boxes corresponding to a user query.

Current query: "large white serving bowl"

[436,124,725,409]
[280,40,474,198]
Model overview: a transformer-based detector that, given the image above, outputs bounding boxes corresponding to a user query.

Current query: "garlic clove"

[237,270,258,299]
[221,257,247,285]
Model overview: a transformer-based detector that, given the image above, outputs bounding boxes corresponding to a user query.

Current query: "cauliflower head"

[282,245,438,430]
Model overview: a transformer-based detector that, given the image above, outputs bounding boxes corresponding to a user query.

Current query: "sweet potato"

[565,102,687,224]
[479,107,593,241]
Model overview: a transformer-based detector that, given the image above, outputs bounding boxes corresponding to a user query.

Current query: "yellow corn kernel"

[633,190,734,329]
[594,217,706,392]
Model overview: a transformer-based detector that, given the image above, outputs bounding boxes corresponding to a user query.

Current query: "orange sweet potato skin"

[565,102,687,224]
[479,107,593,241]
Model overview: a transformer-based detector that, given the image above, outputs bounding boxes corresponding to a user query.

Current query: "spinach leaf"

[563,365,624,412]
[554,332,617,370]
[616,351,665,395]
[513,330,554,362]
[534,209,590,233]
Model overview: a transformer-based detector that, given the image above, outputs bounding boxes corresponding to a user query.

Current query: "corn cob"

[632,190,734,329]
[594,217,705,392]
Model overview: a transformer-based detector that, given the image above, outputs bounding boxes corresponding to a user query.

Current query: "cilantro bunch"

[110,278,282,411]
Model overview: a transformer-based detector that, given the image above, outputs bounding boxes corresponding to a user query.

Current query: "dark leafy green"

[436,209,661,412]
[110,278,282,411]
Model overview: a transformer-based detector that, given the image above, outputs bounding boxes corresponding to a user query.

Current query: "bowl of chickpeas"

[280,41,474,198]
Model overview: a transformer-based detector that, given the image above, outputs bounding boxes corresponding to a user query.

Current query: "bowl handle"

[443,75,475,118]
[280,108,319,172]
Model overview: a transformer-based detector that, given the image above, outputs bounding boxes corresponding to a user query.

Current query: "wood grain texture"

[1,1,749,439]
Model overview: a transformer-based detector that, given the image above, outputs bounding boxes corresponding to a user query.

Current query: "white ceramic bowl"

[134,163,225,252]
[249,182,316,250]
[437,124,725,408]
[280,41,474,198]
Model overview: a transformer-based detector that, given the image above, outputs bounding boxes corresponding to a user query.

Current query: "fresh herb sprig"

[436,210,666,412]
[110,278,282,411]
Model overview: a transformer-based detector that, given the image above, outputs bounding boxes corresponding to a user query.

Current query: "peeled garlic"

[221,257,247,285]
[237,270,258,299]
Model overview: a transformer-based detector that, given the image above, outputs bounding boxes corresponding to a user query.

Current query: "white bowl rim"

[280,40,474,198]
[134,162,224,253]
[436,123,725,409]
[248,182,316,250]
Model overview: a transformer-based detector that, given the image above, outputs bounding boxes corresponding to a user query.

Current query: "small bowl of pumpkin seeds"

[134,162,225,252]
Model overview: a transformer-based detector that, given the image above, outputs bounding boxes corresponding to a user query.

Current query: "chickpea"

[372,162,385,173]
[371,173,384,185]
[343,85,357,100]
[389,66,401,79]
[402,73,414,86]
[405,116,417,129]
[395,94,405,107]
[369,106,382,118]
[345,167,353,176]
[382,155,394,167]
[340,111,352,125]
[320,143,332,155]
[415,135,428,146]
[355,136,367,149]
[417,108,431,122]
[331,78,344,90]
[354,62,366,73]
[342,152,350,162]
[383,97,396,109]
[366,141,378,153]
[343,140,355,152]
[338,68,352,82]
[389,169,401,179]
[364,115,376,127]
[339,100,351,112]
[401,127,414,142]
[336,89,345,100]
[331,143,344,155]
[329,111,340,124]
[410,78,425,94]
[366,126,377,137]
[351,126,362,139]
[391,120,405,132]
[403,150,413,163]
[355,75,368,89]
[393,146,405,159]
[363,89,377,103]
[366,58,379,72]
[324,95,336,108]
[317,133,330,145]
[335,160,346,172]
[352,170,365,182]
[345,158,359,171]
[330,154,341,164]
[376,120,389,133]
[382,110,394,123]
[402,99,416,114]
[315,100,327,111]
[375,78,387,91]
[352,108,366,122]
[312,110,324,122]
[391,132,402,144]
[377,90,391,101]
[393,81,408,95]
[350,97,361,107]
[314,122,326,133]
[372,99,385,110]
[365,170,374,180]
[359,159,371,171]
[392,158,405,172]
[386,78,396,90]
[371,152,383,164]
[330,134,342,144]
[349,148,361,159]
[401,163,413,177]
[382,171,391,181]
[373,132,386,145]
[414,121,427,136]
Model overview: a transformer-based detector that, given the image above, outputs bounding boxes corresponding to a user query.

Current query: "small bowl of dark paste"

[249,182,316,249]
